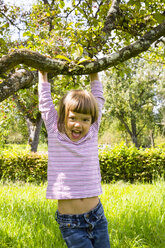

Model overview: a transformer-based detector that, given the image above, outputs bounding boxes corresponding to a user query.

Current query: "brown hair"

[57,89,98,132]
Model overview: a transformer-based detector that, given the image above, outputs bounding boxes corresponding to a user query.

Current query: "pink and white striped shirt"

[38,80,105,199]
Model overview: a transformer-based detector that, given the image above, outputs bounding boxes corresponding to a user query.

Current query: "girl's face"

[65,111,92,142]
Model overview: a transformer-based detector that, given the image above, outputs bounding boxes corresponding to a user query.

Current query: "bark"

[0,69,34,102]
[150,130,155,147]
[27,117,43,152]
[0,21,164,76]
[131,116,138,148]
[102,0,121,34]
[131,135,138,148]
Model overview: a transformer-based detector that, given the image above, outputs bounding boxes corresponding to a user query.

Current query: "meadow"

[0,180,165,248]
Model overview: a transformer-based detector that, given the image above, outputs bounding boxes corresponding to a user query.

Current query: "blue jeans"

[55,200,110,248]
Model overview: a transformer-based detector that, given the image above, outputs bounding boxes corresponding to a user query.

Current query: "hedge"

[99,143,165,183]
[0,144,164,183]
[0,150,47,183]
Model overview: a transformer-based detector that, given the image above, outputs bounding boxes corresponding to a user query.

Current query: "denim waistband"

[56,199,104,223]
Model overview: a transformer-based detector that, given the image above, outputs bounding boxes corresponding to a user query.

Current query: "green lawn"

[1,143,48,153]
[0,181,165,248]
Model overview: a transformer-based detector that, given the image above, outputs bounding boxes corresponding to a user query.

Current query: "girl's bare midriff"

[58,196,99,215]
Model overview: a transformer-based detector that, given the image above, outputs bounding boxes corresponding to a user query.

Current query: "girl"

[38,71,110,248]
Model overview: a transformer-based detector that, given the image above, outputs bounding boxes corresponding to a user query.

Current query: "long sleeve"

[38,82,58,134]
[90,80,105,127]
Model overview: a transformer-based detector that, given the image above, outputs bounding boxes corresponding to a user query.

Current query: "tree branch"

[0,21,164,76]
[137,124,146,137]
[102,0,121,35]
[0,69,34,102]
[102,1,164,37]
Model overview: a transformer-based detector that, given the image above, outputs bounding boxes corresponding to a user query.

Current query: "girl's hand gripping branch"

[38,71,48,84]
[89,73,100,82]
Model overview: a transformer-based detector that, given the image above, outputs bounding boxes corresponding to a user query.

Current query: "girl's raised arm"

[38,70,58,133]
[89,72,104,127]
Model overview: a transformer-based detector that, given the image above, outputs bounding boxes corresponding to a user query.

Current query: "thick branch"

[0,21,164,76]
[102,0,121,34]
[102,1,164,37]
[0,69,34,102]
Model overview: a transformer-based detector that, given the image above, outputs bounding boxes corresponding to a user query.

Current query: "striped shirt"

[38,80,105,199]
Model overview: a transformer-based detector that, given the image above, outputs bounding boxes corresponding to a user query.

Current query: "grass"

[1,143,48,153]
[0,181,165,248]
[103,180,165,248]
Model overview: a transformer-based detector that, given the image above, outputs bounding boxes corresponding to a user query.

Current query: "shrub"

[0,143,164,183]
[0,150,47,183]
[99,143,165,183]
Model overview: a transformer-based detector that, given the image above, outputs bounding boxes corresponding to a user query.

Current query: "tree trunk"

[131,116,138,148]
[131,134,138,148]
[26,117,43,152]
[150,130,155,147]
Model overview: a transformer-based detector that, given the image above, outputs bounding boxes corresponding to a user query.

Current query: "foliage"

[0,144,165,183]
[99,143,165,183]
[1,0,165,61]
[19,0,165,61]
[0,98,28,145]
[0,150,47,183]
[103,58,165,147]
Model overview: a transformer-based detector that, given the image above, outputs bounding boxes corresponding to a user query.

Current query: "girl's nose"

[74,121,81,127]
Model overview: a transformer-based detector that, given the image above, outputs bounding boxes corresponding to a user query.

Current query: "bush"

[99,143,165,183]
[0,143,164,183]
[0,150,47,183]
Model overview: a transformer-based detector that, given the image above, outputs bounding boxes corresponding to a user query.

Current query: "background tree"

[12,89,43,152]
[103,59,164,147]
[0,97,28,146]
[155,71,165,141]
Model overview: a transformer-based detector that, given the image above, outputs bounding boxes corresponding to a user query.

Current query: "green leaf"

[59,0,65,8]
[55,55,71,62]
[77,44,83,57]
[77,58,94,64]
[0,38,5,45]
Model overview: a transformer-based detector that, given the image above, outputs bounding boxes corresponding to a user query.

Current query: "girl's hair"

[57,89,98,132]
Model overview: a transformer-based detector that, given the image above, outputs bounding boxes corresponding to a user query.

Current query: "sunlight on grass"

[1,143,48,153]
[101,180,165,248]
[0,181,165,248]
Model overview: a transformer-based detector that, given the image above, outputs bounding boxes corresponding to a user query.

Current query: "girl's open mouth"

[72,131,82,139]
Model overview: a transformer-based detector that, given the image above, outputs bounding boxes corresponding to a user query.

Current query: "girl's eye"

[69,117,75,120]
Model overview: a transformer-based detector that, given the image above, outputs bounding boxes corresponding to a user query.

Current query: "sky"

[4,0,37,40]
[5,0,37,8]
[4,0,71,40]
[5,0,37,11]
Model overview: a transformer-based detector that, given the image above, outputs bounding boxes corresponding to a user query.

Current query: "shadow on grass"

[0,228,18,248]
